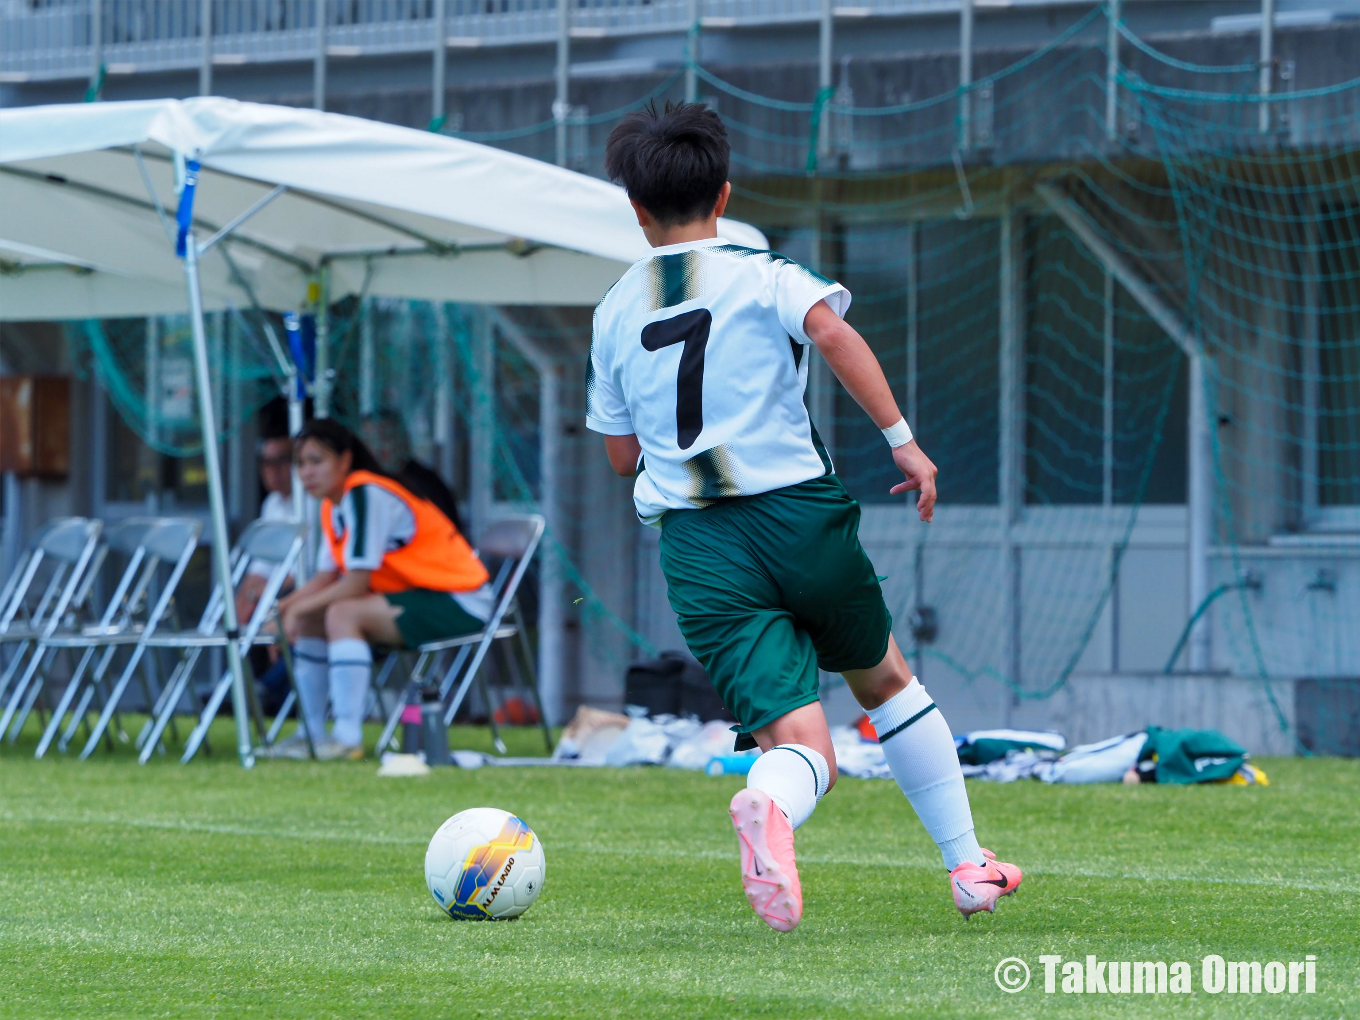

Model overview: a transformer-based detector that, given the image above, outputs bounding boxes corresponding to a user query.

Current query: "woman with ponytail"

[272,419,491,760]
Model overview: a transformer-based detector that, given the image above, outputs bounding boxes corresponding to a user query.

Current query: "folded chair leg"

[57,684,96,753]
[37,646,99,758]
[265,690,295,745]
[481,649,507,756]
[240,653,270,751]
[513,627,553,755]
[438,646,474,707]
[376,652,424,755]
[0,640,34,706]
[132,659,164,749]
[375,684,409,756]
[1,646,54,742]
[18,645,69,744]
[79,647,150,759]
[266,637,299,746]
[368,651,400,734]
[137,665,192,763]
[277,640,318,760]
[9,672,47,743]
[136,649,195,752]
[180,671,233,764]
[71,646,117,749]
[131,650,166,745]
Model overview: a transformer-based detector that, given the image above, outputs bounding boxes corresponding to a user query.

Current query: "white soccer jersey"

[586,236,851,525]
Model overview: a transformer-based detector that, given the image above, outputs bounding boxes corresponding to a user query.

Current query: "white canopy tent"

[0,97,766,318]
[0,98,768,767]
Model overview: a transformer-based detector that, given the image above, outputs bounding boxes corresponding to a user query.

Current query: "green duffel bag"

[1141,726,1248,784]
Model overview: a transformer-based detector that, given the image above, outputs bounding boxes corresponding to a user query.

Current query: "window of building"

[1024,216,1187,506]
[834,218,1001,505]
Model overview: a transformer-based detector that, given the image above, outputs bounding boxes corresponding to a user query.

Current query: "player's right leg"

[268,608,328,759]
[729,702,836,931]
[658,503,830,932]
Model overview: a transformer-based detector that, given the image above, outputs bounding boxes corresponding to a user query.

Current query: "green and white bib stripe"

[587,237,850,525]
[315,483,416,573]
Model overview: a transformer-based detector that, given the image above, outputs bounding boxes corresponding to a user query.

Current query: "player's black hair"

[293,418,389,478]
[258,395,314,444]
[604,101,730,226]
[257,396,291,443]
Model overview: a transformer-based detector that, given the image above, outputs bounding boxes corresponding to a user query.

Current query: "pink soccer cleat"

[950,848,1023,918]
[728,789,803,932]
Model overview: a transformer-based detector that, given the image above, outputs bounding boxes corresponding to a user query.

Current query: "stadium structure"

[2,0,1359,757]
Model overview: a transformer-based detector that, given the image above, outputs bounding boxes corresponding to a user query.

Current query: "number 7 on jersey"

[641,308,712,451]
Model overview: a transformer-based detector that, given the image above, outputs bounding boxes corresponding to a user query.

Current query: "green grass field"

[1,718,1355,1019]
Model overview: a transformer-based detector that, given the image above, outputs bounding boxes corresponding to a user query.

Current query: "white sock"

[746,743,830,830]
[327,638,372,747]
[867,682,986,870]
[293,637,329,739]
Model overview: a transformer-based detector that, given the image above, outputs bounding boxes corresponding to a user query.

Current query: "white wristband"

[881,418,914,448]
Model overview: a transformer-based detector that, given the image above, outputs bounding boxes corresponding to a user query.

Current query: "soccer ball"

[424,808,546,920]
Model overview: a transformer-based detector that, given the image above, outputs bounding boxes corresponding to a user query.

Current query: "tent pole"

[282,312,312,578]
[314,267,332,418]
[288,366,306,519]
[182,219,255,769]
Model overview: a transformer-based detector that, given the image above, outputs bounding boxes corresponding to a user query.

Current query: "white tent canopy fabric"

[0,98,768,320]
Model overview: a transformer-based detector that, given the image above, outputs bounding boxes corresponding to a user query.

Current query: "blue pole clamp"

[283,312,310,399]
[175,159,201,259]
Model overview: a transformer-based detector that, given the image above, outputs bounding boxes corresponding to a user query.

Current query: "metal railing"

[0,0,983,83]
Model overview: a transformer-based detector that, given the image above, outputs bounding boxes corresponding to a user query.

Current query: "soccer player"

[589,102,1022,930]
[274,419,494,760]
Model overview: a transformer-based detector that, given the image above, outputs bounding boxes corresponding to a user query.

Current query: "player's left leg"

[770,475,1022,917]
[842,638,1022,917]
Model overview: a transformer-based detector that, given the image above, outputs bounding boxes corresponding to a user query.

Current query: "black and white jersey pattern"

[586,236,850,524]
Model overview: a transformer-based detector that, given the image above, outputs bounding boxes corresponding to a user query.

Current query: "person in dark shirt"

[359,409,466,534]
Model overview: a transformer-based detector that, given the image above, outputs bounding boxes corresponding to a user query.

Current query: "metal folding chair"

[0,518,103,737]
[68,518,203,760]
[0,518,103,674]
[374,514,552,756]
[143,520,303,765]
[31,518,179,756]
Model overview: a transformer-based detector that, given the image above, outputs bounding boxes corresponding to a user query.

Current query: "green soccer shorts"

[658,474,893,750]
[385,588,485,649]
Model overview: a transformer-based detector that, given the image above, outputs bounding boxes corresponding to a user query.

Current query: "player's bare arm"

[803,299,939,522]
[605,433,642,476]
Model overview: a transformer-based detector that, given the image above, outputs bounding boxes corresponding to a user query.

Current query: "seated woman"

[273,419,492,760]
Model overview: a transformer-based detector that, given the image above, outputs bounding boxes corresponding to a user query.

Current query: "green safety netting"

[65,3,1360,746]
